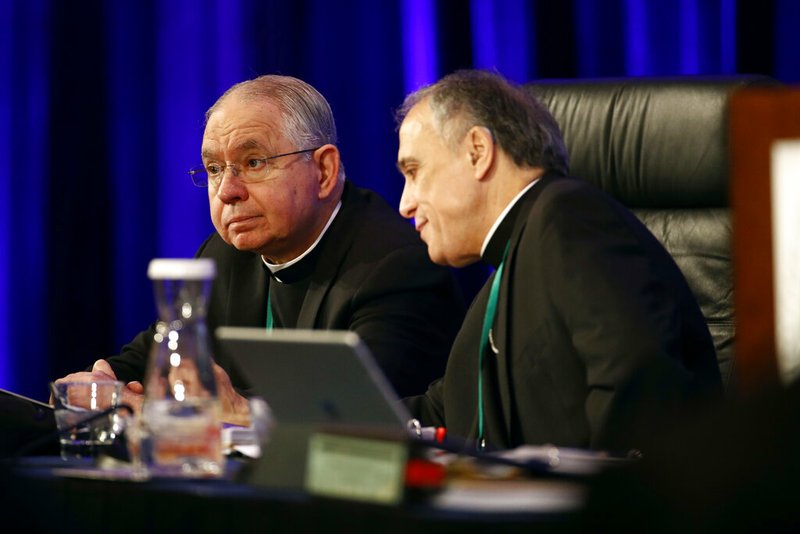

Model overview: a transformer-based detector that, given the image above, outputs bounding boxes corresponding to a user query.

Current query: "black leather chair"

[526,76,777,391]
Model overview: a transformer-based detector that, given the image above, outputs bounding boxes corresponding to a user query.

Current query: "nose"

[398,181,417,220]
[214,167,248,203]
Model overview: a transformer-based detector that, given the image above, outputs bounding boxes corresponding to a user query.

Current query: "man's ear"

[465,126,494,180]
[315,144,341,199]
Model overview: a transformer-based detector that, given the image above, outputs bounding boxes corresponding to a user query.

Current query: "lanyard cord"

[266,286,273,330]
[477,241,509,451]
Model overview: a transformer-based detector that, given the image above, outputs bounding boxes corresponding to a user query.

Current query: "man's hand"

[52,360,250,425]
[214,363,251,427]
[51,359,144,415]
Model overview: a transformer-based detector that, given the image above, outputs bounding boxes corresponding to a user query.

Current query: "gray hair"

[397,70,568,176]
[207,75,345,179]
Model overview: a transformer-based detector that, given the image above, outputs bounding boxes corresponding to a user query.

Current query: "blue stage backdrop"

[1,0,797,399]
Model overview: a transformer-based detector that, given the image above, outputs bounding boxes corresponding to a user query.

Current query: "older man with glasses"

[56,75,465,425]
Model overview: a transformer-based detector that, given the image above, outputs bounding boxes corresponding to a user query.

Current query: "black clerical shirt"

[267,241,322,329]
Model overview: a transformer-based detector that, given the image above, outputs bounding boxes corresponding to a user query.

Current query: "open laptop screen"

[215,327,411,429]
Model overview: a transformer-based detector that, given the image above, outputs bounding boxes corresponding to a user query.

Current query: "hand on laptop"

[213,363,251,427]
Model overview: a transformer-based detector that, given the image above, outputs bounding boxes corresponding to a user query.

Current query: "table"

[1,456,586,533]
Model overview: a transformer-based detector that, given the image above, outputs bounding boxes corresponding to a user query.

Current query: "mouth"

[414,220,429,244]
[226,215,259,229]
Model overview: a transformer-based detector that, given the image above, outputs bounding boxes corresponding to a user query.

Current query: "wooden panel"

[730,88,800,396]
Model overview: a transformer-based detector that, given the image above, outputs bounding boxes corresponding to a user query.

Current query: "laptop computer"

[215,327,412,489]
[0,388,57,458]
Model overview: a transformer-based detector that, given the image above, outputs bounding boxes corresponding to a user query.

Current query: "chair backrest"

[526,76,777,391]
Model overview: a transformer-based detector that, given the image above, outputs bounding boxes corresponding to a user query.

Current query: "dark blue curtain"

[2,0,797,399]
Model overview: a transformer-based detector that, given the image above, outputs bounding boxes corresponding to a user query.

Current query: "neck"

[479,167,544,259]
[262,186,344,265]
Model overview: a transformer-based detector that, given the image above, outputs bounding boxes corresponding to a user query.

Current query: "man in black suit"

[57,75,464,425]
[396,70,722,452]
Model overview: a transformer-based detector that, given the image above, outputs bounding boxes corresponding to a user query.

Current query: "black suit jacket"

[105,183,465,397]
[406,175,722,450]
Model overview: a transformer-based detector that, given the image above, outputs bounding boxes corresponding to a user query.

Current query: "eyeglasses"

[188,147,321,188]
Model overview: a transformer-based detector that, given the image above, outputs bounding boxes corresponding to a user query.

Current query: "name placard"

[305,431,408,505]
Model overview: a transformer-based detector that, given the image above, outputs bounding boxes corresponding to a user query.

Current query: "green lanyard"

[477,241,509,451]
[266,286,273,330]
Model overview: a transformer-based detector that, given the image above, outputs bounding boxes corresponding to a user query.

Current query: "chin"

[448,257,479,268]
[428,248,469,268]
[429,256,451,267]
[230,235,266,254]
[436,248,480,268]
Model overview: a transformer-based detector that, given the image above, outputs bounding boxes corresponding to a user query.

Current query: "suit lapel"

[494,247,514,445]
[492,176,555,445]
[296,183,357,328]
[296,245,341,328]
[224,254,269,327]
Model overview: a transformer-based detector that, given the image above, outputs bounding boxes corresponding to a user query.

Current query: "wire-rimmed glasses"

[188,147,321,187]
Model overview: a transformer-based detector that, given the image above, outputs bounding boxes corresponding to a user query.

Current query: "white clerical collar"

[480,178,540,257]
[262,200,342,275]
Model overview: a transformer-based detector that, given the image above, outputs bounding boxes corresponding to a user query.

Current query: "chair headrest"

[526,76,778,208]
